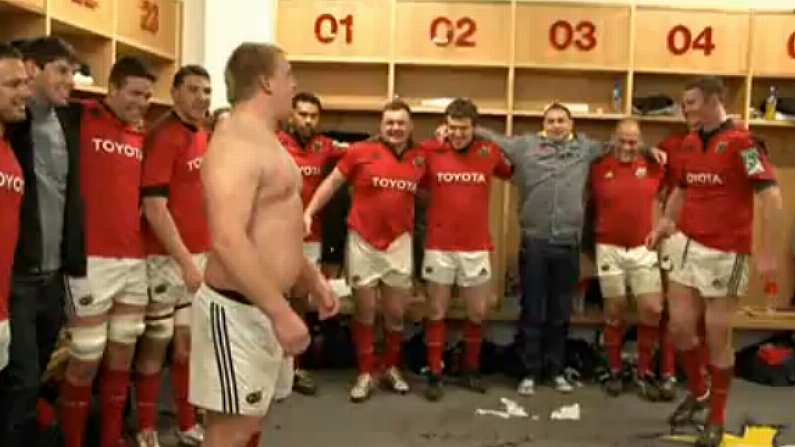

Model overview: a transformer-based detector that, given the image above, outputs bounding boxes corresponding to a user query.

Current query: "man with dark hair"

[277,91,345,397]
[0,44,30,446]
[58,56,156,447]
[133,64,212,447]
[647,76,783,447]
[192,42,338,447]
[478,103,665,397]
[305,98,424,403]
[419,98,512,401]
[0,36,83,447]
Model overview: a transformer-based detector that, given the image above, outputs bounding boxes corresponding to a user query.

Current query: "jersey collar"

[171,110,199,133]
[698,119,734,150]
[99,100,141,132]
[377,136,414,161]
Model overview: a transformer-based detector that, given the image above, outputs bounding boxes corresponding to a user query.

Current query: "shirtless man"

[191,42,339,447]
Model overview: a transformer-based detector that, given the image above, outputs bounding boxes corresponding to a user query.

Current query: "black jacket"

[7,102,86,276]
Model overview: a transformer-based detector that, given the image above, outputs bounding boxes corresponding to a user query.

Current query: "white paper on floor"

[475,397,532,419]
[550,403,581,421]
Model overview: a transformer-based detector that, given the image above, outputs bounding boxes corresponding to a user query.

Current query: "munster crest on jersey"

[479,146,490,158]
[715,142,728,154]
[413,156,425,167]
[635,166,647,178]
[312,139,324,153]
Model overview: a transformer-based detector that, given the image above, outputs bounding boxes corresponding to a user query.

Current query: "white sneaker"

[517,377,535,396]
[136,430,161,447]
[553,375,574,394]
[382,367,410,394]
[350,373,374,402]
[175,424,204,446]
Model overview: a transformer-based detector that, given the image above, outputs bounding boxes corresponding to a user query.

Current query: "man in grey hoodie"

[478,103,664,396]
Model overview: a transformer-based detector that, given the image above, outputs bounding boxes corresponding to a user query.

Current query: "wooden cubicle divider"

[275,0,795,326]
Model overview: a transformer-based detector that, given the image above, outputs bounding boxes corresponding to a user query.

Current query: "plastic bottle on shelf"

[763,279,779,314]
[611,81,622,114]
[764,86,778,121]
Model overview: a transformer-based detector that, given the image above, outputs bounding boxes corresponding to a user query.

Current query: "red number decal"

[692,26,715,55]
[549,20,597,51]
[314,14,338,44]
[140,1,160,34]
[339,14,353,44]
[549,20,574,50]
[667,25,691,55]
[455,17,477,47]
[667,25,714,56]
[575,21,597,51]
[788,31,795,59]
[430,16,477,47]
[72,0,98,9]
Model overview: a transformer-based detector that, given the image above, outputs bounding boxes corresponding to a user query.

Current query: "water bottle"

[611,81,623,114]
[764,86,778,121]
[764,279,779,313]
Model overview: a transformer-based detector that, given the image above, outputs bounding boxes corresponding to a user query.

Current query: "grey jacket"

[478,128,604,245]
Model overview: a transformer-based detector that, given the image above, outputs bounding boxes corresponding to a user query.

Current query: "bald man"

[589,119,667,401]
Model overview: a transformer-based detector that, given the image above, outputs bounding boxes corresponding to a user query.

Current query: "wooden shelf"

[634,115,684,123]
[514,110,625,120]
[0,0,44,15]
[323,100,385,112]
[395,59,509,69]
[115,36,176,63]
[0,2,46,41]
[633,68,747,77]
[50,15,113,40]
[514,63,628,73]
[411,105,508,116]
[749,119,795,128]
[289,55,389,65]
[73,84,107,95]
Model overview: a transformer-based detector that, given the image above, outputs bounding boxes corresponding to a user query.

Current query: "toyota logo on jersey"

[371,176,417,193]
[186,157,203,172]
[436,172,487,184]
[686,172,724,186]
[299,165,323,177]
[92,138,143,161]
[0,171,24,194]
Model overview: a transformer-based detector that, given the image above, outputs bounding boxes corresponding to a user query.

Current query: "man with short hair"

[0,36,81,446]
[590,119,666,401]
[59,56,156,447]
[305,99,425,403]
[133,64,212,447]
[0,44,30,377]
[193,42,338,447]
[277,91,346,396]
[648,76,783,447]
[478,105,666,396]
[420,98,512,401]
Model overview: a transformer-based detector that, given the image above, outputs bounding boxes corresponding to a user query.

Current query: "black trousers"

[0,272,66,446]
[516,237,579,379]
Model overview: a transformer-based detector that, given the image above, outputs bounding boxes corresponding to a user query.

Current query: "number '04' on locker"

[314,14,354,44]
[667,25,714,56]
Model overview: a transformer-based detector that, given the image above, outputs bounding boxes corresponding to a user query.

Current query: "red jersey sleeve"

[492,143,513,179]
[734,135,776,183]
[141,124,183,196]
[335,143,364,179]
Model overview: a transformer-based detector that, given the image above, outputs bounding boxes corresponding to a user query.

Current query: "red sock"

[708,365,733,426]
[60,380,92,447]
[247,432,261,447]
[99,368,130,447]
[171,358,196,432]
[136,371,161,432]
[384,329,403,369]
[660,317,676,378]
[681,347,708,398]
[604,323,624,374]
[637,324,659,377]
[425,320,445,375]
[463,321,483,372]
[351,321,374,374]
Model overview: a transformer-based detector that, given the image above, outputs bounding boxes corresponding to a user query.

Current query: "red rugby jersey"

[79,100,145,258]
[141,112,210,255]
[0,138,23,321]
[420,138,512,251]
[278,131,344,242]
[658,132,688,193]
[590,154,665,248]
[677,122,776,253]
[336,139,425,250]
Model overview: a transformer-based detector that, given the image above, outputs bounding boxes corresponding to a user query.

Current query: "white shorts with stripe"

[189,284,292,416]
[346,231,412,289]
[663,232,750,298]
[422,250,492,287]
[66,257,148,318]
[146,253,208,326]
[595,243,662,298]
[0,319,9,371]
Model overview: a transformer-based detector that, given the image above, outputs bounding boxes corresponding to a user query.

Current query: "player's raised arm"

[202,134,291,320]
